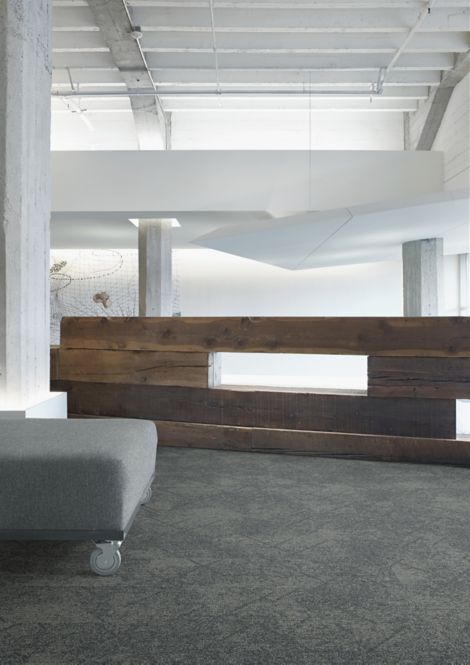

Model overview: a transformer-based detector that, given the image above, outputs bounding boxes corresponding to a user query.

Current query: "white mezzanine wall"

[51,104,404,152]
[171,111,405,150]
[172,110,403,150]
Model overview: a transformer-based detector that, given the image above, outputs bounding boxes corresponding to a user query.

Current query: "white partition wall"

[52,150,443,215]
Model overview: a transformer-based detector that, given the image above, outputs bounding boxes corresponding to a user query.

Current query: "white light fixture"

[129,218,180,228]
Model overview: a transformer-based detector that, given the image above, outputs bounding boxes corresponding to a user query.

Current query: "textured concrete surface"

[138,219,173,316]
[0,0,52,407]
[402,238,443,316]
[2,448,470,664]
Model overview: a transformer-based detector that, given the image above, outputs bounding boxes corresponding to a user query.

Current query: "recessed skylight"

[128,218,181,228]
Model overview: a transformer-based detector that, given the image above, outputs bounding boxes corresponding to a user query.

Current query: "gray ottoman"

[0,418,157,575]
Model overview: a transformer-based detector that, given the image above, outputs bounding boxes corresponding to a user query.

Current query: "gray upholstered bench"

[0,418,157,576]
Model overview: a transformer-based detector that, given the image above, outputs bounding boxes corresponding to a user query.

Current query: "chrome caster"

[90,541,122,576]
[141,485,152,505]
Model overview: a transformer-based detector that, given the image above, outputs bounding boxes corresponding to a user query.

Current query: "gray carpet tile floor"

[2,448,470,665]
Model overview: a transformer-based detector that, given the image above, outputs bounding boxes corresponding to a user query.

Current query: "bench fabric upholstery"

[0,418,157,536]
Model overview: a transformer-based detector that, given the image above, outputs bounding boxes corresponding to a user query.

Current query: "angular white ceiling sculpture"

[193,190,470,269]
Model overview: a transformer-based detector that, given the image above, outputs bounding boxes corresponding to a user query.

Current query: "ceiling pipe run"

[378,0,438,92]
[52,89,385,98]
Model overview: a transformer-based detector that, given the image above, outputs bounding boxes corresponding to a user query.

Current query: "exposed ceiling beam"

[52,30,470,53]
[52,5,470,32]
[123,1,470,7]
[52,52,457,71]
[85,0,170,149]
[416,50,470,149]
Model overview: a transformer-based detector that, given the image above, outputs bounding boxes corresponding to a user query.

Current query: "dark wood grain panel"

[56,348,214,388]
[156,420,253,451]
[50,346,60,381]
[368,356,470,398]
[60,316,470,357]
[54,380,456,439]
[155,421,470,466]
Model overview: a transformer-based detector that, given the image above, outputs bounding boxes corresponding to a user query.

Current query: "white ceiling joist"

[52,31,470,53]
[53,52,457,70]
[123,1,470,7]
[53,5,470,32]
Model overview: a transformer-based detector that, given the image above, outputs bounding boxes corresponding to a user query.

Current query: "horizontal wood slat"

[154,421,470,466]
[368,356,470,399]
[50,346,60,381]
[54,380,456,439]
[60,316,470,357]
[54,348,217,388]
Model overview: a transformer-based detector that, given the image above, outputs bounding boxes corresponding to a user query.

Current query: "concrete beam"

[138,219,173,316]
[417,51,470,150]
[86,0,170,149]
[402,238,443,316]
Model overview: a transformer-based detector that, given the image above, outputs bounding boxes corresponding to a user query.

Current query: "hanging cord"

[208,0,221,97]
[308,70,313,211]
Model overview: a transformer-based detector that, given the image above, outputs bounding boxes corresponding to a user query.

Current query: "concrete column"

[458,253,469,315]
[0,1,65,415]
[138,219,173,316]
[402,238,444,316]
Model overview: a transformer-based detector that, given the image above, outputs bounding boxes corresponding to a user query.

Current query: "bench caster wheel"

[141,486,152,505]
[90,541,122,576]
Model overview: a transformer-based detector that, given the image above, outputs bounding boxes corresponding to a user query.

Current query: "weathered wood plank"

[156,420,253,451]
[368,356,470,399]
[56,348,214,388]
[50,346,60,381]
[53,379,456,439]
[60,316,470,357]
[155,421,470,466]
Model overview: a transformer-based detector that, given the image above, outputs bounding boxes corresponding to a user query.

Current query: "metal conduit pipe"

[52,89,385,98]
[378,0,439,92]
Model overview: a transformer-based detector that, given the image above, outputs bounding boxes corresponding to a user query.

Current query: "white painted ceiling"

[52,0,470,115]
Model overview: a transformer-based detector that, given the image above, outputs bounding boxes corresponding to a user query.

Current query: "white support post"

[0,0,66,417]
[402,238,444,316]
[458,253,469,316]
[138,219,173,316]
